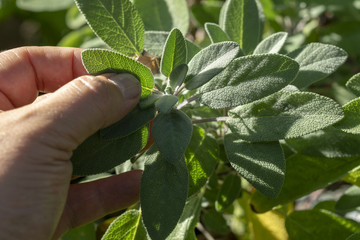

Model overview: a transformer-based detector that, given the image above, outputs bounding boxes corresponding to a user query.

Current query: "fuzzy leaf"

[286,127,360,158]
[201,209,230,235]
[185,41,241,90]
[100,106,155,139]
[346,73,360,96]
[141,148,188,240]
[253,32,288,54]
[227,91,344,142]
[144,31,169,57]
[347,233,360,240]
[186,126,218,196]
[335,186,360,213]
[224,132,285,198]
[71,127,148,176]
[285,209,360,240]
[155,95,179,113]
[287,43,347,89]
[169,64,188,91]
[215,174,242,211]
[160,28,187,77]
[219,0,260,54]
[251,154,360,213]
[101,210,147,240]
[133,0,189,34]
[200,54,299,109]
[335,97,360,134]
[186,40,201,63]
[75,0,144,56]
[152,109,193,164]
[81,49,154,98]
[205,22,230,43]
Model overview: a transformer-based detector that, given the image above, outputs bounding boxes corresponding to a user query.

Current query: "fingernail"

[109,73,141,99]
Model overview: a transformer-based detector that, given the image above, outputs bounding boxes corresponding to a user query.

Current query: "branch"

[174,83,185,96]
[192,116,229,124]
[176,94,201,109]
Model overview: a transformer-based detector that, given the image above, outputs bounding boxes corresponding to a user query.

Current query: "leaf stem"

[196,223,215,240]
[192,116,229,124]
[176,93,201,109]
[174,83,185,96]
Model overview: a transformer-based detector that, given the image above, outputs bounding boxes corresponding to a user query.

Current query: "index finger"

[0,46,88,110]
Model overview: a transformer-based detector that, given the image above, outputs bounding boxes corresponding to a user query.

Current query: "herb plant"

[59,0,360,239]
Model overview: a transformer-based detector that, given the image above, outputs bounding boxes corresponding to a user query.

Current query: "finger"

[53,170,142,239]
[0,46,87,110]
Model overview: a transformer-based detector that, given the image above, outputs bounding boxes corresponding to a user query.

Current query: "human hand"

[0,47,142,240]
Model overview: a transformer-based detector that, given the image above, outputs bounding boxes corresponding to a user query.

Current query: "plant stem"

[196,223,215,240]
[176,93,201,109]
[192,116,229,124]
[174,83,185,96]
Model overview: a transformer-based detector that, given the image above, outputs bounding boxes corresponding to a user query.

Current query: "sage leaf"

[224,131,285,198]
[347,233,360,240]
[199,54,299,109]
[287,43,348,89]
[81,49,154,98]
[160,28,187,77]
[201,209,230,235]
[346,73,360,96]
[62,223,96,240]
[152,109,193,164]
[100,105,156,139]
[155,95,179,113]
[17,0,73,11]
[133,0,189,34]
[101,210,147,240]
[227,91,344,142]
[71,127,148,176]
[75,0,144,56]
[286,127,360,158]
[169,64,188,91]
[186,126,218,196]
[285,209,360,240]
[141,148,188,240]
[219,0,260,54]
[253,32,288,54]
[144,31,169,57]
[185,41,241,90]
[334,97,360,134]
[186,40,201,63]
[167,195,202,240]
[215,173,242,211]
[250,154,360,213]
[335,186,360,213]
[205,22,230,43]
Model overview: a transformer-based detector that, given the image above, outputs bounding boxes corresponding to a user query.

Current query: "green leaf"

[81,49,154,99]
[17,0,73,11]
[253,32,288,54]
[185,126,219,196]
[101,210,147,240]
[215,173,242,211]
[160,28,187,77]
[343,169,360,187]
[100,105,156,139]
[251,154,360,213]
[335,97,360,134]
[191,1,222,26]
[227,91,344,142]
[141,148,189,240]
[347,232,360,240]
[335,186,360,213]
[167,195,202,240]
[185,41,241,90]
[287,43,348,89]
[75,0,144,56]
[169,64,188,91]
[204,22,230,43]
[219,0,260,54]
[224,131,285,198]
[199,54,299,109]
[285,209,360,240]
[185,40,201,63]
[286,127,360,158]
[62,223,96,240]
[152,109,193,164]
[346,73,360,96]
[155,95,179,113]
[201,209,230,235]
[71,127,148,176]
[144,31,169,57]
[133,0,189,34]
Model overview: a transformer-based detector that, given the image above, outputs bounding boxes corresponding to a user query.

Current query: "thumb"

[29,73,141,150]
